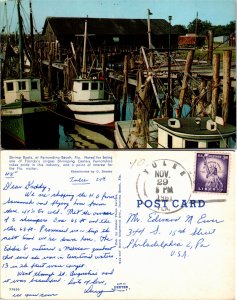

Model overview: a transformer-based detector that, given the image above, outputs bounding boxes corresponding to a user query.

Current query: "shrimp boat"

[67,77,115,126]
[147,116,236,148]
[114,74,236,149]
[1,78,58,148]
[115,103,236,149]
[1,0,58,148]
[65,19,115,126]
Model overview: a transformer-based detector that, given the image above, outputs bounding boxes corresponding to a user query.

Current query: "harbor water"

[1,122,116,150]
[1,98,134,150]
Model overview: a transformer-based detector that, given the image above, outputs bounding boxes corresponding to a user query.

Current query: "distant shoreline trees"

[173,19,235,37]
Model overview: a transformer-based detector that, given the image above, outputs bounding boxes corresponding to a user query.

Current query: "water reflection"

[59,125,74,149]
[1,121,115,150]
[66,123,115,149]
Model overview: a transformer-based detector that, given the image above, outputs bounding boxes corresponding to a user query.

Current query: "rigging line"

[176,69,200,86]
[1,2,7,32]
[126,119,136,145]
[154,76,168,94]
[87,37,97,59]
[177,73,202,100]
[183,83,228,135]
[29,1,39,35]
[36,98,115,128]
[189,78,224,109]
[104,77,117,101]
[8,0,16,33]
[19,1,31,33]
[31,101,76,123]
[68,57,78,77]
[186,95,207,117]
[125,85,154,144]
[198,40,230,62]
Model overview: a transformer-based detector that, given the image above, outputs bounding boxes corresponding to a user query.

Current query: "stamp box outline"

[193,151,231,194]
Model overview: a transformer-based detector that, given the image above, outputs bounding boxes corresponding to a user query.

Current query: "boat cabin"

[72,79,105,101]
[151,117,236,149]
[4,78,41,104]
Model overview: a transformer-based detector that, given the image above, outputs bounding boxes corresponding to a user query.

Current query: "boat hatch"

[168,118,181,128]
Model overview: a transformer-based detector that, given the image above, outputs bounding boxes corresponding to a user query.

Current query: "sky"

[0,0,236,33]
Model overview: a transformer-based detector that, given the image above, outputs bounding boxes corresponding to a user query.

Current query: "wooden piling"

[128,69,151,148]
[211,53,220,119]
[47,49,53,99]
[207,30,213,64]
[206,80,212,103]
[177,49,195,117]
[139,79,152,148]
[129,53,135,70]
[101,53,105,77]
[222,50,232,123]
[121,55,128,121]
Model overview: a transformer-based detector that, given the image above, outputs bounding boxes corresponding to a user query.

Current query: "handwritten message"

[1,151,234,300]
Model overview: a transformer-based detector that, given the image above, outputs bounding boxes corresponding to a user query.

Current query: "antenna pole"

[17,0,24,78]
[82,17,88,78]
[147,9,152,49]
[167,16,172,117]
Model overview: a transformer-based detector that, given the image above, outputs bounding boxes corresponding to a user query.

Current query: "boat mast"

[29,0,35,71]
[141,46,161,108]
[167,16,172,117]
[147,9,152,50]
[17,0,24,78]
[82,17,88,78]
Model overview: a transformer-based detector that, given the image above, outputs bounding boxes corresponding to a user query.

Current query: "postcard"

[1,0,236,299]
[1,150,235,299]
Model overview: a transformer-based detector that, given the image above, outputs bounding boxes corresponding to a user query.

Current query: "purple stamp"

[194,153,229,193]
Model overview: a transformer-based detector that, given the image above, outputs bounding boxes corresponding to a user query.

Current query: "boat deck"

[153,117,236,140]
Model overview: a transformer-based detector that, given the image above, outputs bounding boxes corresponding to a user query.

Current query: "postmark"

[136,159,193,214]
[194,153,229,193]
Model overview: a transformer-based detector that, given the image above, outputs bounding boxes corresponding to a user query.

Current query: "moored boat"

[67,77,115,126]
[148,116,236,148]
[114,46,236,149]
[1,78,58,148]
[64,19,115,127]
[1,0,59,149]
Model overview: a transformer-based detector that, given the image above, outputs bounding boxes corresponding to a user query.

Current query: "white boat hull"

[67,102,115,126]
[114,117,236,149]
[1,106,47,117]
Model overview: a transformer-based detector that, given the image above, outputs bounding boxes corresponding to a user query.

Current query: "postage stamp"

[194,153,229,193]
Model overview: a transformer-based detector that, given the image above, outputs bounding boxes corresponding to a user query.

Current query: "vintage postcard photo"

[0,0,236,299]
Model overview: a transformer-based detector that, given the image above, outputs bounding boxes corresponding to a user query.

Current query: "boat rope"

[182,86,232,148]
[34,100,115,127]
[104,77,117,101]
[7,0,17,33]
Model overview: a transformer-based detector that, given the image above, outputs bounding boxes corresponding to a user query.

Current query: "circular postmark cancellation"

[136,159,195,214]
[194,153,229,193]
